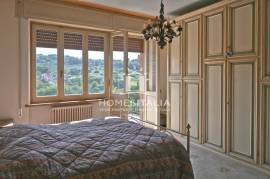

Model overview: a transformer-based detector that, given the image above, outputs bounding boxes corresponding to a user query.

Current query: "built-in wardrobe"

[167,0,270,170]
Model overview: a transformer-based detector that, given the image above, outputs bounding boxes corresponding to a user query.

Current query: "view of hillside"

[36,52,141,96]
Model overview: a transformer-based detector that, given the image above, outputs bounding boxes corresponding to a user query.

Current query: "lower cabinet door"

[230,62,255,159]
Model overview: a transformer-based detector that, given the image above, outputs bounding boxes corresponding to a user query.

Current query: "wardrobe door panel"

[205,65,223,147]
[205,11,224,58]
[169,82,182,132]
[231,63,254,158]
[185,82,200,139]
[230,0,255,55]
[185,18,200,76]
[169,36,181,75]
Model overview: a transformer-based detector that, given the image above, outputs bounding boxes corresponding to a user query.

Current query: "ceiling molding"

[44,0,155,20]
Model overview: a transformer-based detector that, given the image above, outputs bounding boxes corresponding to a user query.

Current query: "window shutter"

[88,35,104,51]
[64,32,83,50]
[36,29,57,48]
[113,36,144,52]
[113,36,124,51]
[128,38,144,53]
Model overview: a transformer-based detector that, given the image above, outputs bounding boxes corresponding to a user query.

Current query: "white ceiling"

[81,0,220,17]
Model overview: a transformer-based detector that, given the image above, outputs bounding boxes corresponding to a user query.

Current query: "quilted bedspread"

[0,118,194,179]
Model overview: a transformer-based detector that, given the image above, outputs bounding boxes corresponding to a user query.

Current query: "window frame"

[31,23,109,103]
[111,32,145,95]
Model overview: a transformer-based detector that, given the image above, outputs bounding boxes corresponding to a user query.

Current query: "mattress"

[0,117,194,179]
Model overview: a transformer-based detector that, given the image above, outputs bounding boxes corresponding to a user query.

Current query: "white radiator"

[51,104,93,123]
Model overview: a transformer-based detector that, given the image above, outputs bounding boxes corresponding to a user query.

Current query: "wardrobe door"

[168,81,182,132]
[263,86,270,165]
[204,8,226,60]
[168,36,181,76]
[229,61,255,160]
[184,81,200,140]
[184,16,201,77]
[228,0,256,56]
[205,63,225,150]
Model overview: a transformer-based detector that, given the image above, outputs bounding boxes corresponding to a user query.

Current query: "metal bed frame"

[129,116,191,157]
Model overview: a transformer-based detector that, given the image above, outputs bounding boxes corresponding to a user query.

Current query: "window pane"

[36,47,58,96]
[88,51,105,93]
[112,51,124,93]
[128,52,141,92]
[64,49,83,95]
[88,35,105,94]
[146,41,156,92]
[64,32,83,96]
[112,36,124,93]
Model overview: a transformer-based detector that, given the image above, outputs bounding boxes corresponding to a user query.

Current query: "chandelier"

[142,0,182,49]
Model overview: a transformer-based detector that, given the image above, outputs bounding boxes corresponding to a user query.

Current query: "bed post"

[186,124,191,157]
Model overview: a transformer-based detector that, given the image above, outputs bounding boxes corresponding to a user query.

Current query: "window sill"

[25,98,108,107]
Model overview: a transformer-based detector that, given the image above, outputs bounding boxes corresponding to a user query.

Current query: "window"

[112,36,125,93]
[88,35,105,94]
[32,24,108,103]
[127,38,144,92]
[112,36,144,93]
[35,29,58,97]
[64,32,83,96]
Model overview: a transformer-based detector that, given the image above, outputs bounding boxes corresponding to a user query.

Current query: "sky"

[36,47,140,60]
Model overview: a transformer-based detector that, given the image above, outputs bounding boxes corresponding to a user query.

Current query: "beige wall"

[0,0,19,121]
[0,0,145,124]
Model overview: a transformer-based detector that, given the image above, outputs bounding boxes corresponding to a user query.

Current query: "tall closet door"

[229,61,256,160]
[228,0,256,56]
[168,81,182,132]
[204,63,225,150]
[183,16,202,140]
[184,16,201,77]
[167,34,183,132]
[203,7,226,151]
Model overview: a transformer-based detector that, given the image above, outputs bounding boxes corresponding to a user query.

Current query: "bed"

[0,117,194,179]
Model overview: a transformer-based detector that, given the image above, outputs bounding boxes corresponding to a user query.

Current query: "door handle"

[226,51,233,57]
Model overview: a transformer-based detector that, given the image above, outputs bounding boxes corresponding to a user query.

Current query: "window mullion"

[83,32,89,96]
[123,31,129,93]
[58,28,64,99]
